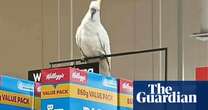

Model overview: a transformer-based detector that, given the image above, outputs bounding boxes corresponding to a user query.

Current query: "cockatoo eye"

[91,8,97,20]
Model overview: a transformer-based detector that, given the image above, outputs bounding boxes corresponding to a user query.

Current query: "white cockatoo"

[75,0,111,76]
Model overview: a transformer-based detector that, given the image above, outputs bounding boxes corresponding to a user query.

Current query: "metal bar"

[49,47,168,80]
[50,48,167,65]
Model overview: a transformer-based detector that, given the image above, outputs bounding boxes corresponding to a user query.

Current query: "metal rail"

[49,48,168,81]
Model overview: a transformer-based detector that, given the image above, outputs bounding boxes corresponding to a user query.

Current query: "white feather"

[75,0,111,76]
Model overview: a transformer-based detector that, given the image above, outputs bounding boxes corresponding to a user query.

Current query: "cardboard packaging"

[28,63,99,83]
[41,67,118,110]
[196,67,208,80]
[118,79,133,110]
[34,83,41,110]
[0,75,34,110]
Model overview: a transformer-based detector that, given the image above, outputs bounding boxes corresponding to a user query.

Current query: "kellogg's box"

[196,67,208,80]
[0,75,34,110]
[34,83,41,110]
[118,79,133,110]
[41,67,118,110]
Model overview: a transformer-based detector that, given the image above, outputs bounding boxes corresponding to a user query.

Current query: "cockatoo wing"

[75,25,87,57]
[97,25,111,70]
[75,26,81,48]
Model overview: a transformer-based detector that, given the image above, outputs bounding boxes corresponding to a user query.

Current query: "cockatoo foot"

[99,54,106,60]
[80,57,88,63]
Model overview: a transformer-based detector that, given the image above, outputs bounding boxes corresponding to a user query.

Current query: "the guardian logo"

[136,83,197,103]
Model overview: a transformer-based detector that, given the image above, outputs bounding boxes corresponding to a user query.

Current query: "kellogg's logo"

[35,83,41,97]
[120,80,133,94]
[122,82,133,92]
[46,73,64,80]
[41,68,70,84]
[71,70,87,84]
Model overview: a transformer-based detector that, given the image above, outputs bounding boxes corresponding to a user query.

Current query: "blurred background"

[0,0,207,80]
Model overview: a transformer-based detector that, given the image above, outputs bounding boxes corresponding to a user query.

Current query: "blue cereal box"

[118,79,133,110]
[0,75,35,110]
[41,67,118,110]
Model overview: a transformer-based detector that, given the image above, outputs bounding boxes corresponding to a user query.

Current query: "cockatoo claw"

[100,55,105,59]
[80,57,88,63]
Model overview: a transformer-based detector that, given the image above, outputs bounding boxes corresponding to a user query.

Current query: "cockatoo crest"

[90,0,102,8]
[85,0,102,22]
